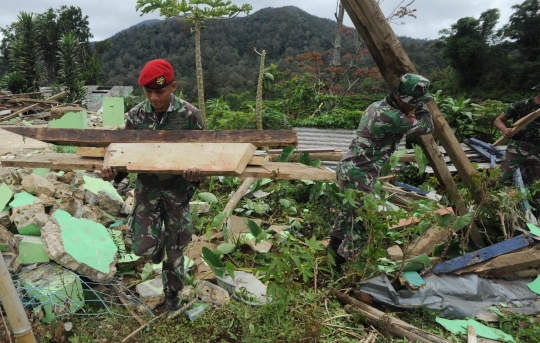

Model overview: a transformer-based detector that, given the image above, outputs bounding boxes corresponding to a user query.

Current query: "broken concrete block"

[0,211,10,228]
[387,245,404,261]
[21,174,56,197]
[219,271,270,305]
[126,189,135,198]
[45,171,58,182]
[0,169,21,186]
[82,175,122,200]
[18,263,84,323]
[58,171,76,185]
[84,189,98,205]
[41,210,118,282]
[0,224,16,253]
[15,235,50,264]
[196,280,230,306]
[49,110,87,129]
[97,190,123,216]
[33,194,58,208]
[50,106,85,120]
[81,204,114,226]
[122,196,134,215]
[227,215,262,240]
[9,192,37,208]
[52,198,83,218]
[11,204,49,236]
[0,182,14,210]
[136,277,165,309]
[102,97,125,127]
[54,182,84,200]
[3,252,16,268]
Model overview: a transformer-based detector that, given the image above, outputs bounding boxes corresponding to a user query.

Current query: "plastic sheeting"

[358,273,540,319]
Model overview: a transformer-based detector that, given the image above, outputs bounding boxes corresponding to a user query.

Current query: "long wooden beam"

[0,127,298,147]
[341,0,485,247]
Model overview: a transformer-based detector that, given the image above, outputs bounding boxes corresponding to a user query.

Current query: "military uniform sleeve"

[504,101,522,120]
[388,105,433,136]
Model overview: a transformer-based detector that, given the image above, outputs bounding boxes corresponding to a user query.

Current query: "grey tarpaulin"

[358,273,540,319]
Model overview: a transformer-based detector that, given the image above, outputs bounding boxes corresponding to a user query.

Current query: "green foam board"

[18,224,41,236]
[102,97,125,126]
[401,271,425,288]
[54,210,117,274]
[9,192,36,208]
[82,175,122,200]
[49,110,88,129]
[0,183,13,211]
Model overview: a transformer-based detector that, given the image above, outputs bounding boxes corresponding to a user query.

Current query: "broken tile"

[41,210,118,282]
[49,110,88,129]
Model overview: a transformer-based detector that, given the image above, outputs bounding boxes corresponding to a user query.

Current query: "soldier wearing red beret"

[101,59,203,314]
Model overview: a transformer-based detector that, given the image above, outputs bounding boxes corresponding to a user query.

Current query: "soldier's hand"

[183,167,201,182]
[502,127,515,138]
[100,167,118,181]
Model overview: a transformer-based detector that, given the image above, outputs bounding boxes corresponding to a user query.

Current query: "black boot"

[327,235,347,272]
[166,290,181,315]
[151,245,165,264]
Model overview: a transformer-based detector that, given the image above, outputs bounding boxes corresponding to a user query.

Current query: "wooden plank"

[389,207,454,231]
[247,155,270,166]
[342,0,485,248]
[77,147,107,157]
[104,143,257,175]
[432,234,534,274]
[405,228,448,257]
[0,153,102,171]
[474,247,540,278]
[0,127,298,147]
[240,162,336,181]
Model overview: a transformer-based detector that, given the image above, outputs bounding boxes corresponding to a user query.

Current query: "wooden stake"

[467,325,477,343]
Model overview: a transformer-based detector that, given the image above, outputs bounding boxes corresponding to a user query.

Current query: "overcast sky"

[0,0,523,42]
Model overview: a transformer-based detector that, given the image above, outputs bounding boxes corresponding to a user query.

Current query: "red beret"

[138,59,174,90]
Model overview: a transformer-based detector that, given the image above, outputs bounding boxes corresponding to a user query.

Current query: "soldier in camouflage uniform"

[101,59,203,314]
[494,81,540,212]
[328,73,434,266]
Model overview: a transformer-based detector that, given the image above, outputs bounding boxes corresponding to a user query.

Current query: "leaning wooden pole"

[341,0,485,247]
[0,255,37,343]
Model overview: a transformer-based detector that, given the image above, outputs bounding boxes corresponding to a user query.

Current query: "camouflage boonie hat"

[532,81,540,91]
[397,73,433,105]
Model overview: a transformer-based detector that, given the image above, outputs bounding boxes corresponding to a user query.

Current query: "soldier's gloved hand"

[183,167,201,182]
[502,127,515,138]
[100,167,118,181]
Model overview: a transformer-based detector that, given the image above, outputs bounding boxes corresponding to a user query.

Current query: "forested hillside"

[101,6,445,100]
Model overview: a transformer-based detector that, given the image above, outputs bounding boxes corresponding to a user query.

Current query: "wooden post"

[341,0,485,247]
[0,254,37,343]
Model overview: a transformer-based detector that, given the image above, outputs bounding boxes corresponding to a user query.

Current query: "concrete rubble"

[136,277,165,309]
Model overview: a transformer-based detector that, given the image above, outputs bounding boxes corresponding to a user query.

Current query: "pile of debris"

[0,91,71,124]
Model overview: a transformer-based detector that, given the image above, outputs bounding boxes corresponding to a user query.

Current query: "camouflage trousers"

[128,195,193,293]
[498,140,540,209]
[331,165,378,259]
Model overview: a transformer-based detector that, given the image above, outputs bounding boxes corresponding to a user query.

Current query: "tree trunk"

[341,0,485,247]
[256,50,266,131]
[331,3,345,68]
[194,21,206,129]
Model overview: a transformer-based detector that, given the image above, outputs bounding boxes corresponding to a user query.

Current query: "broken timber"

[493,108,540,146]
[341,0,485,247]
[0,127,298,148]
[0,91,67,123]
[432,234,533,274]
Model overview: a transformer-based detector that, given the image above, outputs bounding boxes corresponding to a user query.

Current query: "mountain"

[100,6,445,101]
[111,19,163,38]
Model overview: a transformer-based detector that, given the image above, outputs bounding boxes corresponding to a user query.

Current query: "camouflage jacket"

[125,94,204,211]
[338,94,434,180]
[504,98,540,142]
